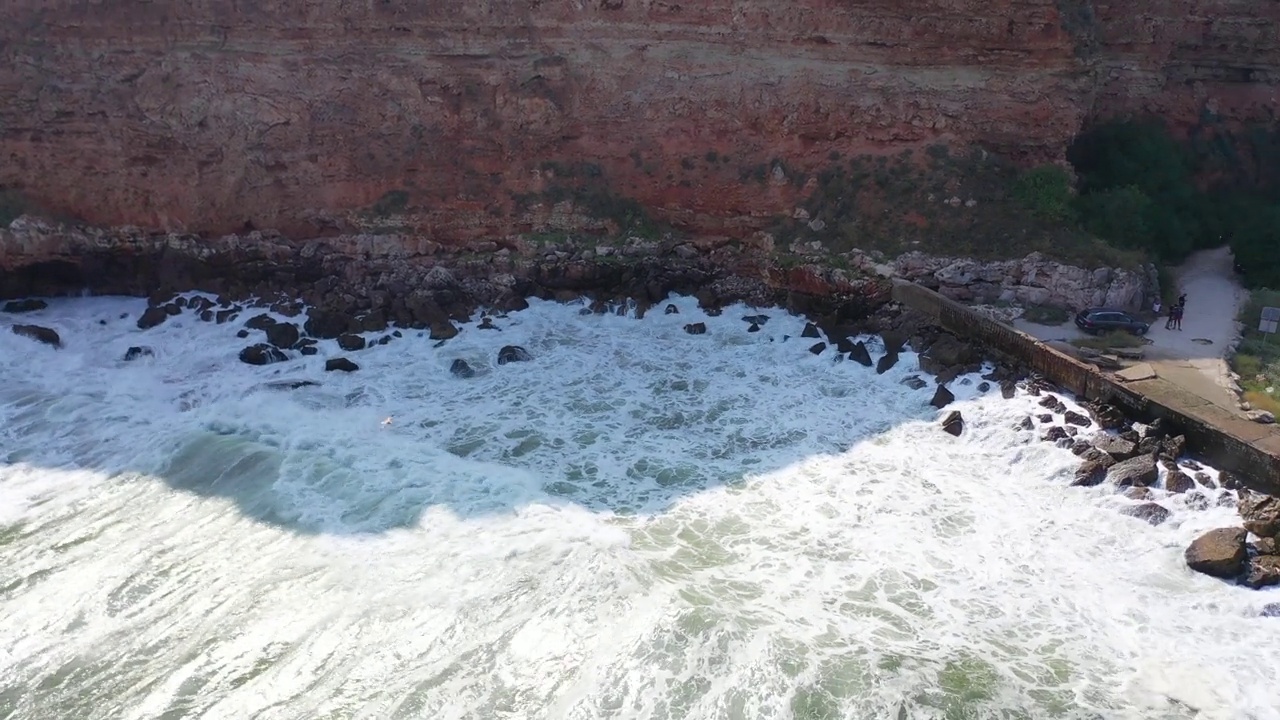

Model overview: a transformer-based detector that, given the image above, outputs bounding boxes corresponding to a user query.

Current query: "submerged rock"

[137,306,169,330]
[941,410,964,437]
[265,322,301,349]
[1184,527,1247,579]
[664,304,679,315]
[497,345,533,365]
[684,322,707,335]
[801,322,821,339]
[875,351,899,375]
[11,324,61,348]
[748,322,761,333]
[1122,502,1170,526]
[450,359,475,378]
[901,375,927,390]
[239,344,287,365]
[3,299,47,313]
[265,380,320,390]
[325,357,359,372]
[337,333,366,351]
[429,320,460,341]
[123,346,154,361]
[807,341,826,355]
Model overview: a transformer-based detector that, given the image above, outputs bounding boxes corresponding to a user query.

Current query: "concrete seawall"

[892,280,1280,495]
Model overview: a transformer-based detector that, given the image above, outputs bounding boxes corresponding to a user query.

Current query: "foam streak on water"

[1,296,1278,720]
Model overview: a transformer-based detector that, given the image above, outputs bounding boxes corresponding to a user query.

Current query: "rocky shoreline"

[2,215,1274,597]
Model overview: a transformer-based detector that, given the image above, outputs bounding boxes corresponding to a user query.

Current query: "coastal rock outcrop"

[1185,528,1248,579]
[11,324,61,348]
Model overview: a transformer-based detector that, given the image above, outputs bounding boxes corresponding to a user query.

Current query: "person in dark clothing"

[1172,302,1184,330]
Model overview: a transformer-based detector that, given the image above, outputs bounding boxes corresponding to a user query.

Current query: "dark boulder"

[11,324,61,348]
[1136,436,1161,456]
[1184,528,1248,579]
[239,344,287,365]
[1238,491,1280,538]
[801,322,821,339]
[300,346,319,356]
[1093,435,1137,461]
[1038,394,1067,413]
[236,329,250,338]
[1063,410,1092,427]
[304,309,356,339]
[1244,556,1280,589]
[1107,455,1158,487]
[919,333,974,375]
[1072,460,1109,487]
[265,322,301,349]
[1088,403,1129,431]
[450,359,475,378]
[748,323,761,333]
[1165,470,1195,494]
[1042,426,1069,443]
[1019,416,1035,430]
[1122,502,1171,526]
[3,299,47,313]
[1038,413,1053,424]
[1000,380,1017,399]
[742,314,769,325]
[337,334,367,352]
[325,357,359,372]
[848,341,873,367]
[941,410,964,437]
[876,351,899,375]
[498,345,533,365]
[123,346,154,361]
[430,320,459,341]
[1070,439,1092,455]
[807,342,826,355]
[137,306,169,330]
[930,385,955,409]
[664,304,679,315]
[245,313,277,330]
[164,302,182,316]
[200,310,214,322]
[1159,434,1187,460]
[215,309,239,324]
[901,376,927,390]
[684,322,707,335]
[478,316,500,331]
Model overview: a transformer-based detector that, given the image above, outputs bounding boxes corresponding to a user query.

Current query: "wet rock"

[801,322,821,339]
[304,309,356,339]
[1000,380,1017,399]
[325,357,359,372]
[1079,448,1116,467]
[265,380,320,390]
[1107,455,1158,487]
[164,302,182,316]
[450,359,475,378]
[429,320,459,341]
[1136,436,1161,456]
[941,410,964,437]
[1038,413,1053,424]
[919,334,974,375]
[236,329,250,338]
[239,344,287,365]
[1088,403,1129,431]
[1070,439,1092,455]
[1119,428,1140,444]
[1038,394,1067,413]
[1184,527,1248,579]
[977,381,990,392]
[848,341,873,367]
[498,345,533,365]
[1261,603,1280,617]
[807,342,826,355]
[930,385,955,409]
[1219,470,1245,491]
[742,314,769,325]
[1253,537,1278,556]
[123,346,153,361]
[3,299,47,313]
[1194,471,1215,488]
[1063,410,1091,427]
[664,304,679,315]
[684,322,707,335]
[1124,486,1153,501]
[245,313,277,330]
[1073,460,1109,487]
[1019,416,1035,430]
[1244,556,1280,589]
[1093,435,1137,461]
[1185,490,1211,511]
[1122,502,1171,526]
[337,333,366,352]
[300,346,319,356]
[11,324,61,348]
[901,375,927,390]
[1042,426,1069,443]
[1238,492,1280,537]
[265,322,301,349]
[1165,469,1195,494]
[137,306,169,330]
[215,309,239,325]
[200,310,214,322]
[875,351,899,375]
[748,322,761,333]
[478,316,500,331]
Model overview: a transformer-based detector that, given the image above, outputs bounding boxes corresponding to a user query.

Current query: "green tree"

[1077,185,1153,249]
[1011,165,1076,222]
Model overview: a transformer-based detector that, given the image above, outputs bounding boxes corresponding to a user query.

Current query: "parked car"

[1074,308,1150,336]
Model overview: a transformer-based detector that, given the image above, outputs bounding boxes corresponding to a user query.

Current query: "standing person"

[1153,298,1163,318]
[1172,302,1184,331]
[1165,302,1175,330]
[1178,293,1187,310]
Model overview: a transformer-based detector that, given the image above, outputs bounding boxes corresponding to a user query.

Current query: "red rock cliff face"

[0,1,1274,244]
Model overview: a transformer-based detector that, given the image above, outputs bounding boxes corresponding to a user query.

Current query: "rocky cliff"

[2,0,1275,247]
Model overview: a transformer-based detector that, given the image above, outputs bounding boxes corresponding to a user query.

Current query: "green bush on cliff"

[1011,165,1075,222]
[1077,185,1153,249]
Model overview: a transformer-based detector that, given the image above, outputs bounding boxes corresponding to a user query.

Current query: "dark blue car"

[1074,308,1150,336]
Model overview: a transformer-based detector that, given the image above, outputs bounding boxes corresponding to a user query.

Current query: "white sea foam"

[1,295,1278,720]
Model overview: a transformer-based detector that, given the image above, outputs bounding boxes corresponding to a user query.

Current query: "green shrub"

[1011,165,1075,221]
[1076,185,1152,248]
